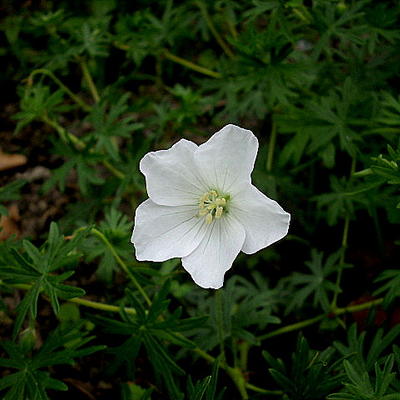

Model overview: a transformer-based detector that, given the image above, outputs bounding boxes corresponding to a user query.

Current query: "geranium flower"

[131,124,290,289]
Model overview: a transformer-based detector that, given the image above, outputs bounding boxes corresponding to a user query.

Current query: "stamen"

[198,189,229,224]
[216,198,226,206]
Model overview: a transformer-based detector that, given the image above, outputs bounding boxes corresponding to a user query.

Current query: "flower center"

[198,190,229,224]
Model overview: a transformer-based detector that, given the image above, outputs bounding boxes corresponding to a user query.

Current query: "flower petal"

[132,199,207,261]
[182,215,245,289]
[140,139,207,206]
[194,124,258,193]
[231,184,290,254]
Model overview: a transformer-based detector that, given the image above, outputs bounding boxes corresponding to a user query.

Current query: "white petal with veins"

[182,215,245,289]
[132,199,207,261]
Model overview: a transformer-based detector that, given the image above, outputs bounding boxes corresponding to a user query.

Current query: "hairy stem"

[102,160,125,179]
[40,115,125,179]
[27,68,92,112]
[331,158,356,309]
[1,281,137,315]
[194,1,234,59]
[113,40,222,78]
[90,228,151,306]
[41,115,86,149]
[226,367,249,399]
[257,298,383,341]
[163,49,222,78]
[79,59,100,103]
[245,383,282,395]
[70,296,136,314]
[214,289,226,362]
[331,215,350,309]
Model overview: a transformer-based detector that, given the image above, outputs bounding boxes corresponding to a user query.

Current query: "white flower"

[131,124,290,289]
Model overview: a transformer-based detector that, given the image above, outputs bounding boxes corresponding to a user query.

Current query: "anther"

[215,206,223,219]
[198,189,229,223]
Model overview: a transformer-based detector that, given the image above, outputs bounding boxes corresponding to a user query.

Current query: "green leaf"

[2,223,87,336]
[285,249,344,313]
[0,180,27,205]
[13,86,67,132]
[13,280,42,339]
[264,335,342,398]
[1,323,104,399]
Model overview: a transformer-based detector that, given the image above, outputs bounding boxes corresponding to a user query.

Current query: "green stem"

[245,383,282,395]
[163,49,222,78]
[69,296,136,314]
[0,281,136,314]
[2,279,379,399]
[226,367,248,399]
[195,1,234,59]
[193,348,274,397]
[257,298,383,341]
[41,115,126,180]
[266,120,277,172]
[27,68,92,112]
[102,160,125,180]
[292,6,312,23]
[353,168,373,177]
[331,215,350,309]
[80,59,100,103]
[331,158,355,309]
[6,279,382,346]
[259,315,325,340]
[113,40,221,79]
[90,228,151,306]
[41,115,86,149]
[193,347,215,363]
[215,289,226,362]
[335,298,383,314]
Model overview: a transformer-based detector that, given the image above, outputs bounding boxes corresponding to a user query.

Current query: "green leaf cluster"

[0,323,104,400]
[0,223,87,337]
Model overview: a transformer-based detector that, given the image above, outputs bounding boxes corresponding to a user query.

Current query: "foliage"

[0,323,104,400]
[0,223,88,337]
[0,180,26,216]
[264,335,343,399]
[284,249,345,313]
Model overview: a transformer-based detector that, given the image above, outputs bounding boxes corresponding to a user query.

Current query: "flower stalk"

[214,289,226,362]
